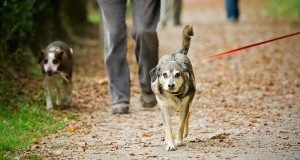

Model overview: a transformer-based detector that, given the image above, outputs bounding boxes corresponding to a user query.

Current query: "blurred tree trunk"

[64,0,88,35]
[30,0,89,57]
[53,0,69,40]
[30,0,69,58]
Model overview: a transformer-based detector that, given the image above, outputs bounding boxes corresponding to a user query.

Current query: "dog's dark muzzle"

[46,69,53,75]
[46,68,57,76]
[168,83,175,90]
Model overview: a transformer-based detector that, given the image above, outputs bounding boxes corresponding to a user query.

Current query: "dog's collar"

[166,90,183,96]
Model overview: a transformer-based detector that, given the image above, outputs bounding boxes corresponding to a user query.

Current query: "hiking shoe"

[228,17,239,23]
[141,93,157,108]
[112,102,129,114]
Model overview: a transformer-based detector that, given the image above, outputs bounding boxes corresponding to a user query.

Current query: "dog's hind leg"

[161,108,176,151]
[175,102,190,146]
[43,78,53,110]
[183,112,190,138]
[65,81,72,106]
[55,80,62,106]
[60,80,72,106]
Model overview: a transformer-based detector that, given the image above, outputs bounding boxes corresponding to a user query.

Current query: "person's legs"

[225,0,239,21]
[173,0,182,26]
[131,0,160,107]
[160,0,168,27]
[97,0,130,107]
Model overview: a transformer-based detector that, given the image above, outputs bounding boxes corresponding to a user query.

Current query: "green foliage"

[268,0,300,23]
[0,0,35,45]
[0,0,37,74]
[88,11,101,24]
[29,64,43,77]
[0,103,64,157]
[0,74,21,107]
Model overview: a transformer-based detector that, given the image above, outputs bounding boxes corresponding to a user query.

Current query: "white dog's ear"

[149,66,159,83]
[55,50,64,59]
[39,50,46,63]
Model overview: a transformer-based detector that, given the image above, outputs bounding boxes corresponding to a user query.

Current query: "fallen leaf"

[211,133,230,140]
[130,153,135,156]
[142,133,152,138]
[66,126,76,132]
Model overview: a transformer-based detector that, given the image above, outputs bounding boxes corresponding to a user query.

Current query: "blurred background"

[0,0,299,158]
[0,0,299,97]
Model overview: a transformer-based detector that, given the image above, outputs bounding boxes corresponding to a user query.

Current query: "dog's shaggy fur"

[149,25,195,151]
[39,41,73,110]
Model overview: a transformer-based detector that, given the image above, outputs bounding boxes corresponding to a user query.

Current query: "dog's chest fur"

[156,93,192,113]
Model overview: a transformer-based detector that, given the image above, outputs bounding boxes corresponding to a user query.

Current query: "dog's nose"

[46,68,53,74]
[168,83,175,89]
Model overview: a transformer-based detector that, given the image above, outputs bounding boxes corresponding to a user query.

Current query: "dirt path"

[22,0,299,159]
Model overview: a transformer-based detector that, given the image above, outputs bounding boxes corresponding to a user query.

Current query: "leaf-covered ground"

[18,0,299,159]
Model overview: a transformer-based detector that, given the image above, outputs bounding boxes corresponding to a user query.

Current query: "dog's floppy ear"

[39,50,46,63]
[149,66,159,83]
[55,50,64,59]
[181,61,193,79]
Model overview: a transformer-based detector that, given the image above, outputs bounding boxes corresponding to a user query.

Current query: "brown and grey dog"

[149,25,195,151]
[39,41,73,110]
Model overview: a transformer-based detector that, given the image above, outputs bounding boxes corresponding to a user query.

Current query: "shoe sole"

[142,100,157,108]
[112,107,129,114]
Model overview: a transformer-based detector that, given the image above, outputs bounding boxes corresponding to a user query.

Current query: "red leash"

[198,31,300,61]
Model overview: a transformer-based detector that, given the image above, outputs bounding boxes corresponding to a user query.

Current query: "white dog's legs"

[65,81,72,106]
[57,79,72,106]
[43,78,53,110]
[55,80,62,106]
[161,109,176,151]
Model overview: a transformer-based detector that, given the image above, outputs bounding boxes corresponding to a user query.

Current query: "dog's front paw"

[46,104,53,110]
[175,140,186,147]
[56,99,62,106]
[165,143,176,151]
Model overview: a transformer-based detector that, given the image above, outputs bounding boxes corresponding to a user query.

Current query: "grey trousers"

[160,0,181,26]
[97,0,160,105]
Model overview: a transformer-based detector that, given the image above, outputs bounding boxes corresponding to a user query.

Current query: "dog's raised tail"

[179,25,193,55]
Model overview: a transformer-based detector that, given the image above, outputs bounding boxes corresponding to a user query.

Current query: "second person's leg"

[131,0,160,107]
[97,0,130,111]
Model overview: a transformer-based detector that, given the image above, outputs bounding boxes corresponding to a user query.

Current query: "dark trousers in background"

[225,0,239,20]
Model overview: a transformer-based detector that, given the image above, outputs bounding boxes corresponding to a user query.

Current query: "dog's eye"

[174,73,180,78]
[53,59,59,64]
[43,59,48,64]
[163,73,168,78]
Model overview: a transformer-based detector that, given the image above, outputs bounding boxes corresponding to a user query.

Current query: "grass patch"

[0,103,64,158]
[66,114,77,120]
[268,0,300,23]
[27,154,41,160]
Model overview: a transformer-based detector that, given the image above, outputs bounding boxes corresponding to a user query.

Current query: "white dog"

[39,41,73,110]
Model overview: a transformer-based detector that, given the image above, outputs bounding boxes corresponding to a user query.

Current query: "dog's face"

[39,47,63,76]
[158,62,185,93]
